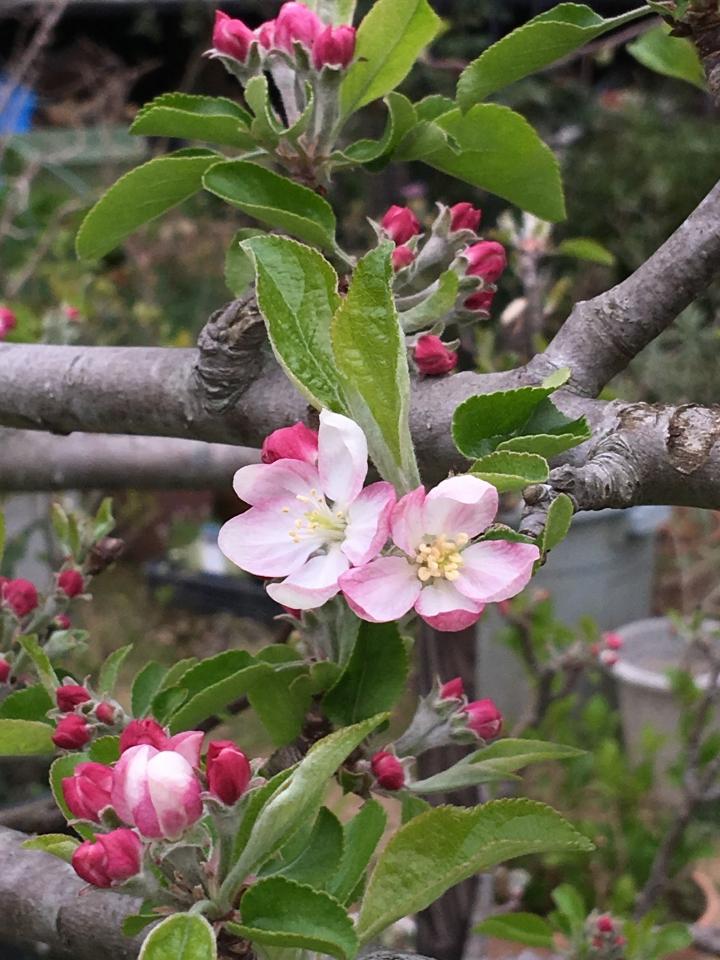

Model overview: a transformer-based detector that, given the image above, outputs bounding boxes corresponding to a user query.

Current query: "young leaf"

[247,666,313,747]
[88,735,120,765]
[232,769,295,864]
[0,718,54,755]
[356,798,593,943]
[452,387,552,459]
[542,493,575,553]
[168,650,255,701]
[399,270,459,333]
[340,0,443,117]
[92,497,115,541]
[131,92,254,148]
[97,643,133,696]
[226,877,358,960]
[457,5,650,107]
[305,0,357,24]
[471,451,549,492]
[427,105,565,221]
[328,800,387,904]
[76,151,219,260]
[131,661,168,718]
[474,913,555,949]
[23,833,80,864]
[224,229,262,297]
[264,807,344,888]
[331,243,420,492]
[139,913,217,960]
[203,161,337,250]
[496,429,589,458]
[324,621,409,726]
[471,738,585,770]
[551,883,587,931]
[627,24,706,90]
[341,93,417,167]
[242,235,346,413]
[18,635,58,697]
[409,756,518,794]
[167,662,271,733]
[0,685,52,721]
[554,237,616,266]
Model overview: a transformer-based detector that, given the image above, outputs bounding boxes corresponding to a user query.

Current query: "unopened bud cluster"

[593,631,623,667]
[586,913,626,958]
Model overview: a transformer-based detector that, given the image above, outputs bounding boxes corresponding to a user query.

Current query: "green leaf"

[401,792,432,823]
[474,913,555,949]
[480,524,537,546]
[324,621,409,726]
[23,833,80,864]
[399,271,459,332]
[331,243,420,491]
[139,913,217,960]
[457,5,650,107]
[123,914,162,938]
[305,0,357,24]
[227,877,357,960]
[131,661,168,718]
[17,635,58,697]
[542,494,574,553]
[76,151,219,260]
[243,75,282,147]
[471,451,549,492]
[168,662,270,734]
[232,769,295,864]
[203,161,337,250]
[247,666,313,747]
[131,92,254,148]
[452,387,553,458]
[470,738,584,770]
[628,24,707,90]
[242,235,346,413]
[89,735,120,764]
[554,237,616,266]
[340,0,443,117]
[97,644,133,696]
[522,398,589,438]
[329,800,387,904]
[496,429,589,458]
[0,718,54,755]
[551,883,587,930]
[265,807,344,888]
[92,497,115,541]
[356,799,593,943]
[427,105,565,221]
[415,94,456,121]
[224,229,262,297]
[0,685,52,721]
[342,93,417,167]
[170,650,255,701]
[410,756,520,794]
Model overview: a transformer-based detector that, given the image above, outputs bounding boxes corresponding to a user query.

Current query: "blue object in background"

[0,73,37,134]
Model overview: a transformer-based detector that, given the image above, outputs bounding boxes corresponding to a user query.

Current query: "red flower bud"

[464,289,496,313]
[206,739,252,805]
[0,306,16,339]
[450,202,482,233]
[64,306,81,322]
[56,683,92,713]
[0,659,10,683]
[275,2,322,52]
[119,718,168,754]
[54,613,71,630]
[71,828,142,888]
[464,241,507,283]
[380,205,421,245]
[464,699,503,740]
[1,579,39,618]
[62,761,114,821]
[96,702,116,725]
[212,10,254,62]
[255,20,276,49]
[413,335,458,376]
[261,422,319,465]
[53,714,91,750]
[58,569,85,598]
[596,915,615,934]
[312,24,356,69]
[371,750,405,790]
[440,677,465,700]
[603,632,623,651]
[391,244,416,271]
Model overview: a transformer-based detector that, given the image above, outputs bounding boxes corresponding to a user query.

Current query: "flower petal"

[423,475,498,539]
[267,547,350,610]
[455,540,540,603]
[218,506,323,578]
[343,481,396,565]
[111,745,159,835]
[167,730,204,768]
[390,485,427,555]
[317,410,367,506]
[147,751,202,839]
[415,580,484,632]
[233,459,320,507]
[340,556,421,623]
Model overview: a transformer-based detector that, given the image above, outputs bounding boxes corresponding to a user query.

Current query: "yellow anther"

[414,532,468,584]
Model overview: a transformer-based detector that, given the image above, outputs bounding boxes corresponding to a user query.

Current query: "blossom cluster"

[0,305,16,340]
[219,412,539,632]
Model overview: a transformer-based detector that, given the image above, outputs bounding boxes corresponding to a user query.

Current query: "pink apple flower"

[206,740,252,805]
[0,306,16,339]
[119,718,204,767]
[371,751,405,790]
[391,244,416,271]
[219,410,396,611]
[440,677,465,701]
[111,744,203,840]
[0,659,10,683]
[413,335,458,376]
[312,24,356,69]
[340,476,540,632]
[62,762,114,822]
[212,10,254,62]
[275,2,322,53]
[464,241,507,312]
[380,205,421,245]
[450,202,482,233]
[464,698,503,739]
[56,683,92,713]
[261,421,318,465]
[53,714,91,750]
[255,20,276,49]
[71,828,143,888]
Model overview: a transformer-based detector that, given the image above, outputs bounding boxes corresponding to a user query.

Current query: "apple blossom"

[371,751,405,790]
[58,569,84,597]
[380,205,421,245]
[212,10,254,62]
[53,714,91,750]
[312,24,356,69]
[413,335,458,376]
[71,829,143,888]
[275,2,322,53]
[1,578,38,617]
[56,683,92,712]
[340,476,540,632]
[0,306,16,339]
[62,762,114,822]
[112,744,203,839]
[450,202,482,233]
[96,702,116,725]
[440,677,465,700]
[255,20,276,49]
[464,698,503,739]
[206,740,252,805]
[261,422,318,465]
[464,241,507,312]
[392,244,416,271]
[219,410,396,611]
[119,718,203,767]
[0,659,9,683]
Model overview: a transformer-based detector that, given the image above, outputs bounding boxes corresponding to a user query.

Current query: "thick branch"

[0,429,258,490]
[530,179,720,395]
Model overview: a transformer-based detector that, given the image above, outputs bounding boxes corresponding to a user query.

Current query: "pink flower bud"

[413,335,458,376]
[464,699,503,740]
[371,750,405,790]
[96,702,116,725]
[53,714,91,750]
[1,578,38,617]
[380,205,421,245]
[58,569,85,598]
[599,649,618,667]
[0,659,9,684]
[464,241,507,283]
[111,744,203,839]
[119,718,168,753]
[312,24,356,69]
[64,306,81,322]
[603,632,623,651]
[597,916,615,934]
[275,2,322,52]
[54,613,71,630]
[213,10,254,62]
[450,202,482,233]
[62,761,113,821]
[464,289,496,313]
[392,245,416,271]
[56,684,92,713]
[261,422,319,465]
[71,828,142,888]
[0,306,16,339]
[206,739,252,805]
[440,677,465,700]
[255,20,276,49]
[167,729,205,768]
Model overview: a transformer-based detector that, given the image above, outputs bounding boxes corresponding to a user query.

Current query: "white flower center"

[284,488,347,544]
[413,532,469,583]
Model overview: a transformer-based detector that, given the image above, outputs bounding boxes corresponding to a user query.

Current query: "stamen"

[414,532,468,583]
